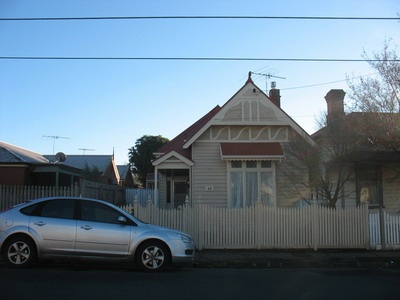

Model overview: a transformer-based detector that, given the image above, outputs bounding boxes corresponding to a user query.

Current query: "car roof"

[23,196,115,207]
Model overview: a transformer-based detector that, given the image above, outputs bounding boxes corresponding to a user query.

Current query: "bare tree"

[284,122,355,208]
[285,41,400,208]
[347,40,400,151]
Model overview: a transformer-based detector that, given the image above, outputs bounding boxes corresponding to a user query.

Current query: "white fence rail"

[121,201,370,250]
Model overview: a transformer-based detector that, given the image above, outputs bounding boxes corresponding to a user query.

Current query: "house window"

[356,164,381,208]
[229,160,274,208]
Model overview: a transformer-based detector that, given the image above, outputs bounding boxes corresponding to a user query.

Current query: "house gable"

[183,74,314,148]
[153,151,194,169]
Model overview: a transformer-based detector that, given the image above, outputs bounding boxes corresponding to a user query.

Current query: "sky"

[0,0,399,165]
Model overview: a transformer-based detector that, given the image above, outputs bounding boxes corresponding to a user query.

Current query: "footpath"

[194,249,400,269]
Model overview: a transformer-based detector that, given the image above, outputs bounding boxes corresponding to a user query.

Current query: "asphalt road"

[1,262,400,300]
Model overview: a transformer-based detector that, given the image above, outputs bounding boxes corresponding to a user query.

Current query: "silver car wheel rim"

[8,241,31,265]
[142,246,165,269]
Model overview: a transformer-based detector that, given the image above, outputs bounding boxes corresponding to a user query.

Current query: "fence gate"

[369,209,400,250]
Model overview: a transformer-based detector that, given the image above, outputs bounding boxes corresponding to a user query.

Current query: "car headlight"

[179,234,192,243]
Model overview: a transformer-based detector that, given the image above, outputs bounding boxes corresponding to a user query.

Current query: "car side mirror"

[117,216,127,224]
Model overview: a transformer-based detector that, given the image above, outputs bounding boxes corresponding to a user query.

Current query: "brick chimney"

[269,82,281,108]
[325,89,345,125]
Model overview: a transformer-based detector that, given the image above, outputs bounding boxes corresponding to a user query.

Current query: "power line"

[280,73,378,90]
[0,15,399,21]
[0,56,399,62]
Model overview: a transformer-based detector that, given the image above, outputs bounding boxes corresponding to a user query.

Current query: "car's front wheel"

[136,241,170,272]
[3,236,37,268]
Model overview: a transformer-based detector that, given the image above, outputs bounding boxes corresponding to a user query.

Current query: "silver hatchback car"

[0,197,196,271]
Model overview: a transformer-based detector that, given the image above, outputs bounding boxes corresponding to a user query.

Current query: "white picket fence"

[121,201,370,250]
[125,188,154,206]
[0,184,81,210]
[0,183,124,210]
[369,209,400,250]
[3,185,398,250]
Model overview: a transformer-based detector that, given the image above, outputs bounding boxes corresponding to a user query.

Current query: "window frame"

[227,160,276,208]
[356,163,382,208]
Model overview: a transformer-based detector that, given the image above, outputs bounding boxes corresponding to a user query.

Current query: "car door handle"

[80,225,93,230]
[34,221,46,226]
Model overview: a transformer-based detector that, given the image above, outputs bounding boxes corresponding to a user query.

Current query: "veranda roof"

[220,142,284,160]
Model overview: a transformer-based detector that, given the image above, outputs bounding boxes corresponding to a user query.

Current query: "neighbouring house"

[0,140,127,188]
[117,165,136,187]
[152,73,315,208]
[0,141,81,186]
[312,89,400,209]
[44,154,121,186]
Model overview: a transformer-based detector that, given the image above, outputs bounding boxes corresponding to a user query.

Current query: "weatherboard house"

[152,73,315,208]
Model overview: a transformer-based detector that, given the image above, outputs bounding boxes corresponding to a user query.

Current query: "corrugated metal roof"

[0,141,49,164]
[44,154,112,172]
[220,142,284,160]
[117,165,129,178]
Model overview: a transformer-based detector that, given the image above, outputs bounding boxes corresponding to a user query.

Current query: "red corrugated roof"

[155,105,222,160]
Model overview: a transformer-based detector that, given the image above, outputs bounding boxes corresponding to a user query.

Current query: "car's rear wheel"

[136,241,170,272]
[3,236,36,268]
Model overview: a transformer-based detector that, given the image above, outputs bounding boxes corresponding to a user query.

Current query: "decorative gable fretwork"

[198,125,289,142]
[220,98,280,122]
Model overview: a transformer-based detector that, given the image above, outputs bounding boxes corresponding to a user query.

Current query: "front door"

[173,181,188,208]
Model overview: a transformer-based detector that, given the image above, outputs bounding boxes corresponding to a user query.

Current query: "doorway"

[167,180,188,208]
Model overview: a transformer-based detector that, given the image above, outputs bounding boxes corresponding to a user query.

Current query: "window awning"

[220,142,284,160]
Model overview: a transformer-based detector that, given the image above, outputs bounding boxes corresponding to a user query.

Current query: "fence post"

[197,204,204,251]
[183,195,190,233]
[311,201,319,251]
[133,195,139,217]
[146,194,153,205]
[379,207,386,250]
[255,201,263,249]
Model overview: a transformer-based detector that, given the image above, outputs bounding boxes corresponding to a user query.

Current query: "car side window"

[20,199,75,219]
[40,199,75,219]
[20,203,40,216]
[80,201,124,224]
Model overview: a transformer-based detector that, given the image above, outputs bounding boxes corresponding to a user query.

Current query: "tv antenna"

[79,148,95,155]
[251,72,286,93]
[42,135,70,154]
